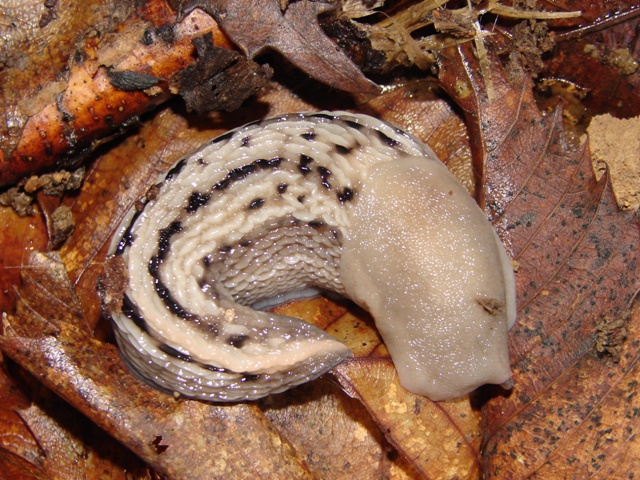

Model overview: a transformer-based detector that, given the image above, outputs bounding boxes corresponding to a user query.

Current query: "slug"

[105,111,516,402]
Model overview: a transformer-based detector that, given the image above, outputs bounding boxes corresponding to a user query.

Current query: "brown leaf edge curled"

[169,0,380,94]
[438,43,640,477]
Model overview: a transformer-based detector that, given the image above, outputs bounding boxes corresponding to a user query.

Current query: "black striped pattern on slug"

[105,111,516,402]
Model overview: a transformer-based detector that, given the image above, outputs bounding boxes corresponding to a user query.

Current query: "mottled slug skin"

[107,111,516,402]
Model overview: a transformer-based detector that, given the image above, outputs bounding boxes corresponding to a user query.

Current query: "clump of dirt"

[588,114,640,211]
[595,311,630,362]
[0,167,84,216]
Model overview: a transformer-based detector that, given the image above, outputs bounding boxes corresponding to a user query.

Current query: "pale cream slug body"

[106,112,516,402]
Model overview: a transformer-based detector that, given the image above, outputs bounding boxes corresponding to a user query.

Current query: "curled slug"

[105,111,516,402]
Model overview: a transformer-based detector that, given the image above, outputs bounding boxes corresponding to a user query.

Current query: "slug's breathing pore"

[105,111,516,402]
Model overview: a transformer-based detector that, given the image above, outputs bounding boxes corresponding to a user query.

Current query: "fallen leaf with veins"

[0,250,318,480]
[438,43,640,478]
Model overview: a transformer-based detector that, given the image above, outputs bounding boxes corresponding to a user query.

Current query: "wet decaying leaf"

[0,251,317,479]
[12,371,151,479]
[438,43,640,477]
[540,0,640,118]
[178,34,273,113]
[334,360,482,479]
[1,1,640,478]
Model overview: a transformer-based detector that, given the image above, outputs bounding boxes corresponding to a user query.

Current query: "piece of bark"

[0,2,243,187]
[178,34,273,113]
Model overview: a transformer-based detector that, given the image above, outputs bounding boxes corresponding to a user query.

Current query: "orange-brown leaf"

[0,251,317,479]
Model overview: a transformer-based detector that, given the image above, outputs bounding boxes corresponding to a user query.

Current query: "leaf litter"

[0,1,639,479]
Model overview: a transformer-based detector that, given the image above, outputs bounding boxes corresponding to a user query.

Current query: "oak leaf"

[438,43,640,478]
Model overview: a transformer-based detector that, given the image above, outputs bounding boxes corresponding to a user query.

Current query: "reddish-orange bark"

[0,1,232,187]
